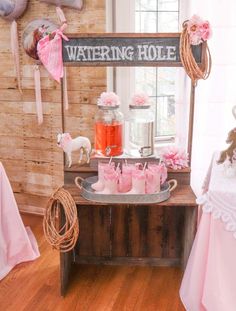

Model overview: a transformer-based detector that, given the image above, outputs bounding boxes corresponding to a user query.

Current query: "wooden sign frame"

[61,32,204,163]
[62,33,204,68]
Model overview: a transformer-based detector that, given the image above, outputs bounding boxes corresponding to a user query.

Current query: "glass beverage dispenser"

[125,95,155,157]
[95,92,124,157]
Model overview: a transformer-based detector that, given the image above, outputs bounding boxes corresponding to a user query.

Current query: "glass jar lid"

[98,105,119,110]
[129,104,150,109]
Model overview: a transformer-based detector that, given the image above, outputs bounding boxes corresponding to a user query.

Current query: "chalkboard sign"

[62,33,203,67]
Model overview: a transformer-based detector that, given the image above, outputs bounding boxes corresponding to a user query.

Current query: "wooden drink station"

[59,33,203,296]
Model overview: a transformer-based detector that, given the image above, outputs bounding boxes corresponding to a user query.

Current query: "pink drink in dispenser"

[95,93,124,157]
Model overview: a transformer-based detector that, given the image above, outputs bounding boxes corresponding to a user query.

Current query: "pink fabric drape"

[0,162,40,280]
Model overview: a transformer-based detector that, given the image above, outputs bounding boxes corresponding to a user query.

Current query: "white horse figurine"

[57,133,91,167]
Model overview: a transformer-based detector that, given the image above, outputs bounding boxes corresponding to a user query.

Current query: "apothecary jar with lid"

[125,94,155,157]
[95,92,124,157]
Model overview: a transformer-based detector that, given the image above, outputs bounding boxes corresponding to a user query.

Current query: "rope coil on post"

[43,187,79,252]
[180,21,212,85]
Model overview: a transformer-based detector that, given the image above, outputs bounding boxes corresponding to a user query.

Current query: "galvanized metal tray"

[75,176,177,204]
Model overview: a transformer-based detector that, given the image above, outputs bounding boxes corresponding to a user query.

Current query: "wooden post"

[188,82,196,165]
[181,206,197,270]
[60,77,66,167]
[60,77,65,133]
[59,203,74,296]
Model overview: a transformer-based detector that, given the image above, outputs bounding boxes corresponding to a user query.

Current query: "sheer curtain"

[185,0,236,195]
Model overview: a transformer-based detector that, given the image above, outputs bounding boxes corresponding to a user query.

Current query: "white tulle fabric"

[197,152,236,238]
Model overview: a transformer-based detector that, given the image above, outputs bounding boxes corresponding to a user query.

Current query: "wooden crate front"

[73,204,185,266]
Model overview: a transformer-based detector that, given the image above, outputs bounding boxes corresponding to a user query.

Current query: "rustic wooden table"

[60,167,197,296]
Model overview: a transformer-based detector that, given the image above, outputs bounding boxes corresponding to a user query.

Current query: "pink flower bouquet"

[131,93,150,106]
[187,15,212,45]
[97,92,120,107]
[162,147,189,170]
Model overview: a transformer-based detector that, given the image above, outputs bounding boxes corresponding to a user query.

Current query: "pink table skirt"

[180,152,236,311]
[0,162,40,280]
[180,213,236,311]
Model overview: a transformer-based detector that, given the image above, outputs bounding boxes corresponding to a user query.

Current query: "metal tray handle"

[167,179,178,192]
[75,176,85,190]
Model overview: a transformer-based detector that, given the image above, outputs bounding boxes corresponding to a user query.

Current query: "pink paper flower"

[162,147,189,170]
[186,15,212,45]
[187,14,202,33]
[97,92,120,107]
[200,21,212,41]
[131,93,149,106]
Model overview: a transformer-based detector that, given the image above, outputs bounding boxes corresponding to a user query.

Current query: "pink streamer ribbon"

[56,6,67,24]
[10,20,22,93]
[55,26,69,41]
[34,65,43,125]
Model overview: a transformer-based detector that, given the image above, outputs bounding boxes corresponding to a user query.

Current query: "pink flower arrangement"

[97,92,120,107]
[162,147,189,170]
[131,93,150,106]
[187,15,212,45]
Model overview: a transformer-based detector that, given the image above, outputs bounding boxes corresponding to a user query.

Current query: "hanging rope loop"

[180,21,212,85]
[43,187,79,252]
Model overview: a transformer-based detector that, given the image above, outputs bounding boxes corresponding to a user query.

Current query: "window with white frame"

[135,0,180,140]
[107,0,189,147]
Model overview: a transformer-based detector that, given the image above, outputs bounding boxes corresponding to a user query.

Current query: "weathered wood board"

[0,0,106,213]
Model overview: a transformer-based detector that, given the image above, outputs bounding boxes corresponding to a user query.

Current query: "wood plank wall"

[0,0,106,214]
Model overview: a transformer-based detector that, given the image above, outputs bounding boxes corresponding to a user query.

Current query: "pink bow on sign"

[37,25,69,82]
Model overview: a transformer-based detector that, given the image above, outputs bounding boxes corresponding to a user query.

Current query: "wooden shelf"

[64,184,196,207]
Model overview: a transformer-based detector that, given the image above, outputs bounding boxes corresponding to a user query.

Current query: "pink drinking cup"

[148,163,167,185]
[91,161,115,191]
[128,169,146,194]
[145,168,161,194]
[100,166,120,194]
[118,171,132,193]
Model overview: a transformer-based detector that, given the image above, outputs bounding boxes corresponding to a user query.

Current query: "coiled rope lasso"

[180,21,212,85]
[43,187,79,252]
